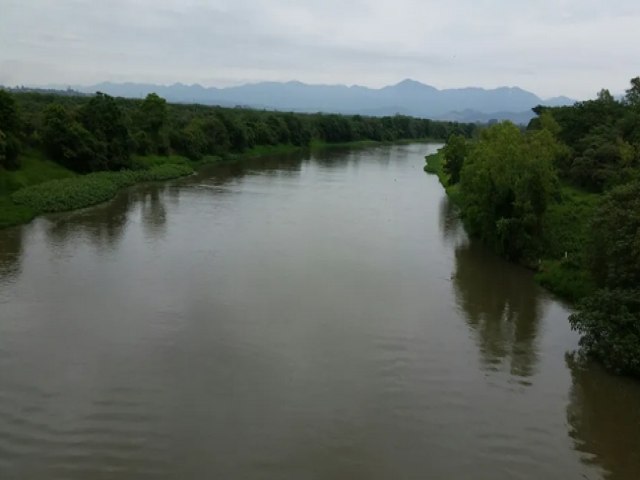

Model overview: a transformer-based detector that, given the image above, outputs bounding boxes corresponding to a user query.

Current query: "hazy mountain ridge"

[64,79,576,123]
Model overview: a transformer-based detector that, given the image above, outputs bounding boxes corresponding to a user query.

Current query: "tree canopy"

[459,122,559,259]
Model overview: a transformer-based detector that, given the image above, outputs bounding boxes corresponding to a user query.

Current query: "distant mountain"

[69,79,576,123]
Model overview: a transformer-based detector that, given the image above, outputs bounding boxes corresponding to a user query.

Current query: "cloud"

[1,0,639,98]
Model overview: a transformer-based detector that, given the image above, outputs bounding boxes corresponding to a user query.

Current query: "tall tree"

[0,90,21,169]
[80,92,131,170]
[442,134,467,184]
[459,122,559,259]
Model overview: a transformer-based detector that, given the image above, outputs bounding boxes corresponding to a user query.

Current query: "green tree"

[569,180,640,376]
[137,93,168,153]
[625,77,640,107]
[198,116,231,155]
[80,92,131,170]
[588,180,640,288]
[442,134,467,184]
[569,289,640,375]
[459,122,559,259]
[0,90,21,169]
[42,103,100,172]
[140,93,167,134]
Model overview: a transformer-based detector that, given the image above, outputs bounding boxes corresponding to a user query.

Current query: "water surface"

[1,144,639,479]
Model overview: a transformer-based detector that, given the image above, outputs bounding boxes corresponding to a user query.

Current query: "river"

[0,144,638,479]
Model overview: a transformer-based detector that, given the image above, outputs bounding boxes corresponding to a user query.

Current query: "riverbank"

[0,154,194,229]
[1,139,434,230]
[425,149,598,302]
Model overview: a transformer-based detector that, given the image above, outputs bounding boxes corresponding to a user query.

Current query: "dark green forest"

[1,89,475,173]
[427,77,640,376]
[0,89,475,226]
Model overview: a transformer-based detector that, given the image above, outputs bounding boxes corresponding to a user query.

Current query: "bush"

[569,289,640,376]
[535,259,595,302]
[11,163,192,214]
[0,196,35,228]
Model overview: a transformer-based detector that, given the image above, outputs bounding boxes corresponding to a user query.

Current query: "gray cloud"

[1,0,639,98]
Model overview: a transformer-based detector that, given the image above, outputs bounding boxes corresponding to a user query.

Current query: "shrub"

[11,164,192,214]
[569,289,640,376]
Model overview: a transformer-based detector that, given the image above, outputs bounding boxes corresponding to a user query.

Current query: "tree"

[174,120,208,160]
[568,180,640,376]
[588,180,640,289]
[442,134,467,184]
[459,122,559,259]
[198,116,231,155]
[0,90,19,132]
[625,77,640,107]
[42,103,101,172]
[140,93,167,134]
[283,114,311,146]
[569,289,640,375]
[137,93,168,153]
[0,90,21,169]
[80,92,131,170]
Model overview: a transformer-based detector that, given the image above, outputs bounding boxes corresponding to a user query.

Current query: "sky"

[1,0,639,99]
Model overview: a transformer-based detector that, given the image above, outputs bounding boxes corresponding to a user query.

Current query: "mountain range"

[68,79,576,123]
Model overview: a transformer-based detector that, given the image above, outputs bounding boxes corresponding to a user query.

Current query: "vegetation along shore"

[425,77,640,376]
[0,89,476,228]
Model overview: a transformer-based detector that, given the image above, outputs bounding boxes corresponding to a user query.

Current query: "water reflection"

[452,241,542,378]
[187,153,307,189]
[46,189,134,250]
[140,186,167,238]
[0,226,23,284]
[438,196,464,242]
[566,354,640,480]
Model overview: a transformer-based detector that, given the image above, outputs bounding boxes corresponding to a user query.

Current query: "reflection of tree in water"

[566,354,640,480]
[438,196,464,243]
[453,241,543,378]
[46,190,133,250]
[191,152,307,187]
[0,226,23,284]
[140,186,167,238]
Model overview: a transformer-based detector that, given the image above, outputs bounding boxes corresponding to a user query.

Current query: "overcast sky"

[1,0,639,99]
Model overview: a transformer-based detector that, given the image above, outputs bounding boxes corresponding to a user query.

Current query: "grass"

[535,184,601,301]
[1,149,78,228]
[0,149,76,195]
[1,153,193,228]
[0,196,36,228]
[424,150,463,206]
[542,185,601,259]
[535,259,596,302]
[423,151,443,175]
[131,153,192,169]
[12,163,192,214]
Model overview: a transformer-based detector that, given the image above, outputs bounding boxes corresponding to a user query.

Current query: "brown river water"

[0,144,639,479]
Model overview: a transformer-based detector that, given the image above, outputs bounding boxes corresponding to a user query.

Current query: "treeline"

[431,77,640,376]
[1,89,476,174]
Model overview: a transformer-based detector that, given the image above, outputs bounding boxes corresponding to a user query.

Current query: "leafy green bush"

[0,196,35,228]
[535,259,595,302]
[569,289,640,376]
[423,152,443,174]
[11,164,192,214]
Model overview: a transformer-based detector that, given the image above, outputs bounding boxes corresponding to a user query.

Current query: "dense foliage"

[0,90,21,170]
[2,89,475,175]
[12,163,192,213]
[430,77,640,376]
[0,88,475,228]
[569,289,640,375]
[459,123,559,260]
